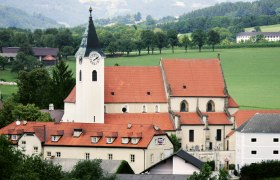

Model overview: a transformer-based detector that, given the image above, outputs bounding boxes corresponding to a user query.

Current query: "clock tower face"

[89,51,101,65]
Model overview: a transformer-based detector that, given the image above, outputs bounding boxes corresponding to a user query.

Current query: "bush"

[240,160,280,180]
[115,160,134,174]
[229,164,235,170]
[206,160,215,171]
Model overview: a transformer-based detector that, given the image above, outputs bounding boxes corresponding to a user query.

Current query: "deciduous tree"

[207,30,221,52]
[191,30,207,52]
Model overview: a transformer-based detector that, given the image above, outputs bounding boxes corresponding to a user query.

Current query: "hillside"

[181,0,280,19]
[245,24,280,32]
[0,6,60,29]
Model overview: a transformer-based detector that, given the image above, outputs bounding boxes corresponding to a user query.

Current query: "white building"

[235,113,280,171]
[236,32,280,43]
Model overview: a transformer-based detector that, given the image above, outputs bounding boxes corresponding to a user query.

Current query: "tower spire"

[75,6,102,57]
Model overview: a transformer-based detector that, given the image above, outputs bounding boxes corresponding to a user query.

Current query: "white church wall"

[62,103,76,122]
[170,97,225,112]
[105,103,168,113]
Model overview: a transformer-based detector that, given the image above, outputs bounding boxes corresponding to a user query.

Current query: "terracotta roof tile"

[162,59,226,97]
[104,113,175,131]
[234,110,280,128]
[0,121,166,148]
[105,66,167,103]
[179,112,203,125]
[206,112,232,125]
[42,55,56,61]
[64,86,76,103]
[228,96,239,108]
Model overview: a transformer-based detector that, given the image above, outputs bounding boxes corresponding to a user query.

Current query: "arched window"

[79,70,82,81]
[143,105,147,113]
[155,105,160,113]
[207,100,215,112]
[92,70,97,81]
[180,100,188,112]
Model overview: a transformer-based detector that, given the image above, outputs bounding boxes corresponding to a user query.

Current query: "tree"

[0,29,13,48]
[33,29,43,46]
[71,159,116,180]
[188,163,216,180]
[180,35,191,53]
[0,56,9,70]
[18,43,34,55]
[12,104,51,122]
[17,68,51,108]
[218,168,229,180]
[55,29,73,49]
[170,134,181,152]
[0,99,17,128]
[134,12,142,21]
[254,26,261,32]
[141,30,155,54]
[207,30,221,52]
[167,30,178,53]
[155,31,168,54]
[51,60,75,109]
[107,41,118,56]
[134,39,144,55]
[146,15,156,27]
[191,30,207,52]
[61,46,74,59]
[11,52,40,72]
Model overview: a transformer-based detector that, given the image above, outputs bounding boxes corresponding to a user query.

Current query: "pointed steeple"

[76,7,102,57]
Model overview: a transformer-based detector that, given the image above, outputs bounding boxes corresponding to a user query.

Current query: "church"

[2,7,277,174]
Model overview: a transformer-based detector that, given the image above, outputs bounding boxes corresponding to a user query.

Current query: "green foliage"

[240,160,280,180]
[12,103,51,122]
[61,46,74,59]
[191,30,207,52]
[0,98,17,128]
[218,168,229,180]
[0,56,9,70]
[207,30,221,52]
[50,60,75,109]
[141,30,155,54]
[71,159,116,180]
[167,30,178,53]
[188,163,216,180]
[180,35,191,52]
[12,52,40,72]
[155,31,168,54]
[17,68,51,108]
[115,160,134,174]
[228,164,235,170]
[206,160,215,171]
[169,134,181,152]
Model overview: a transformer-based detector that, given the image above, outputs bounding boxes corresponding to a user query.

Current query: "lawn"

[245,24,280,32]
[0,68,18,82]
[0,85,18,100]
[1,47,280,110]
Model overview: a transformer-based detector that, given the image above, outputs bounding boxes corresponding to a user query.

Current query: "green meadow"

[1,47,280,110]
[245,23,280,32]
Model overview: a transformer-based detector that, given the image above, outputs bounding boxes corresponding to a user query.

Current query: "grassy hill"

[1,47,280,110]
[245,24,280,32]
[0,5,60,29]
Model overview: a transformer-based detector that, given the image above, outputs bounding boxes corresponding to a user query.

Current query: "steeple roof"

[75,7,103,57]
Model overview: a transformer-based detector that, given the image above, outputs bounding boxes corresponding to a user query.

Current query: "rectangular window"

[273,150,279,154]
[11,135,17,141]
[251,138,257,142]
[150,154,154,164]
[189,130,194,142]
[274,138,279,142]
[22,141,26,145]
[85,153,90,160]
[216,129,222,141]
[107,138,113,144]
[122,138,129,144]
[56,152,61,157]
[251,150,257,155]
[108,154,113,160]
[130,154,135,162]
[47,152,51,156]
[92,137,99,144]
[33,147,38,153]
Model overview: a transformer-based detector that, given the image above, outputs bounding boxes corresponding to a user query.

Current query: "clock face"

[89,52,101,65]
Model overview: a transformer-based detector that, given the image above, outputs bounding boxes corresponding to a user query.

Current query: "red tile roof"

[43,55,56,61]
[0,121,167,148]
[234,110,280,128]
[105,66,167,103]
[65,66,167,103]
[104,113,175,131]
[64,86,76,103]
[179,112,203,125]
[228,96,239,108]
[162,59,226,97]
[179,112,232,125]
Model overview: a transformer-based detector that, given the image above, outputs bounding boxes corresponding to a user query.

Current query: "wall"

[18,134,42,156]
[62,103,76,122]
[236,132,280,171]
[170,97,225,112]
[105,103,168,113]
[149,158,173,174]
[173,156,200,174]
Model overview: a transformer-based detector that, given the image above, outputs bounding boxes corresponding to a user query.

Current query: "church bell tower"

[75,7,105,123]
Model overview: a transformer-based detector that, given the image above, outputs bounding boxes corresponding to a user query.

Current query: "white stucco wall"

[236,132,280,171]
[18,134,42,156]
[62,103,76,122]
[149,157,173,174]
[105,103,168,113]
[173,156,200,174]
[170,97,225,112]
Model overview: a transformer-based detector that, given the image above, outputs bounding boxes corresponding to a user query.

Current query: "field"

[1,47,280,110]
[245,24,280,32]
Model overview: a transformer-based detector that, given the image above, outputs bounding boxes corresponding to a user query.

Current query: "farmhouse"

[236,32,280,43]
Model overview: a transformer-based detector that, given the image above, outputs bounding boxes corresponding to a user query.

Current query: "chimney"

[49,104,54,111]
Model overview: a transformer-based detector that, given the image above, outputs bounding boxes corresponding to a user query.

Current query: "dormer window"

[91,137,100,144]
[11,135,17,141]
[131,138,140,144]
[73,129,83,137]
[51,136,61,142]
[155,137,166,145]
[107,137,115,144]
[122,138,129,144]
